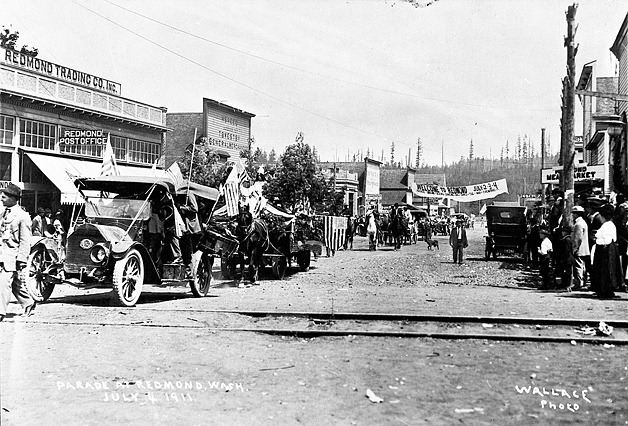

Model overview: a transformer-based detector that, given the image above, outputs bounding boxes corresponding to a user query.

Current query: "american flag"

[322,215,348,252]
[166,162,185,190]
[100,135,119,177]
[223,166,240,217]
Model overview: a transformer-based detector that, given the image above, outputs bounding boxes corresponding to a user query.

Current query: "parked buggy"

[484,203,528,261]
[24,175,230,307]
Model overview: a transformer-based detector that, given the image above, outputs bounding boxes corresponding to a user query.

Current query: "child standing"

[539,228,555,289]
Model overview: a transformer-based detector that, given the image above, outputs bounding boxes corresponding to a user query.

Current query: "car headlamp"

[90,244,109,264]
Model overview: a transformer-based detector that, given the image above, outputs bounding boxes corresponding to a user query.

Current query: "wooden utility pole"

[561,3,578,229]
[541,128,546,203]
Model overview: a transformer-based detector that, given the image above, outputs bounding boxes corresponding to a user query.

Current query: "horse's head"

[235,210,253,239]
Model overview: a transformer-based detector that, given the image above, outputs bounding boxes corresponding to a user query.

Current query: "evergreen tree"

[469,139,474,161]
[390,142,395,166]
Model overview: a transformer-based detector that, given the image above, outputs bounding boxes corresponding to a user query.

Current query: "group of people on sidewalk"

[533,188,627,299]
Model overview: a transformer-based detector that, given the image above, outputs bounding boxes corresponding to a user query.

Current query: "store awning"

[24,152,168,204]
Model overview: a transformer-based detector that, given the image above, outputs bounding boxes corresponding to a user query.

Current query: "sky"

[3,0,627,166]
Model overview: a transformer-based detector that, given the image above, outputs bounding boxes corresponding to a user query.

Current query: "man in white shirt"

[571,206,590,290]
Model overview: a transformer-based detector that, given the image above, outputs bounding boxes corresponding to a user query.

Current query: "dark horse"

[235,209,269,283]
[389,207,407,250]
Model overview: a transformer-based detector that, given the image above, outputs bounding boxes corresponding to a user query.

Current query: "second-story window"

[20,119,56,150]
[0,115,15,145]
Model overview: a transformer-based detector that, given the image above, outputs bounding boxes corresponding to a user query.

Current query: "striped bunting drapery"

[322,215,348,252]
[100,135,119,177]
[223,166,240,217]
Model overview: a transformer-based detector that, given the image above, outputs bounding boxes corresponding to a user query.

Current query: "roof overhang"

[1,90,171,132]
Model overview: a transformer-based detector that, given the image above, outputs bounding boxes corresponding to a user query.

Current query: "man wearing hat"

[31,206,46,237]
[571,205,590,290]
[449,218,468,264]
[0,183,35,321]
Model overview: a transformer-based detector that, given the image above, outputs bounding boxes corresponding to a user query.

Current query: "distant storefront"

[0,46,168,215]
[165,98,255,167]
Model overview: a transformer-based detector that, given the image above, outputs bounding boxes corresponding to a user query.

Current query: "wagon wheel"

[190,253,213,297]
[22,246,58,302]
[111,249,144,307]
[297,250,311,272]
[272,257,287,279]
[221,256,236,280]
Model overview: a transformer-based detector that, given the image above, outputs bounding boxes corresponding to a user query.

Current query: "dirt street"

[2,226,628,425]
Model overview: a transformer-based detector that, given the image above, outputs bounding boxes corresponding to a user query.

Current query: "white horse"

[366,213,378,251]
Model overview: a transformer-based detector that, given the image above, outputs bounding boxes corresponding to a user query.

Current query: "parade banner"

[412,178,508,202]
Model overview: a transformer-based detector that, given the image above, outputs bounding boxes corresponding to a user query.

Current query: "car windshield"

[84,197,151,220]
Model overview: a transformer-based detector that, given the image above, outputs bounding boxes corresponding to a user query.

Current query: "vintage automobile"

[25,175,232,307]
[484,203,528,261]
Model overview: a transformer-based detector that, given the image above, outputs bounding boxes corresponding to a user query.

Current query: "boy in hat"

[538,227,555,289]
[0,183,35,320]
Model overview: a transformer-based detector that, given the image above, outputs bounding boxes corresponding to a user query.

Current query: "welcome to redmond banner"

[412,178,508,202]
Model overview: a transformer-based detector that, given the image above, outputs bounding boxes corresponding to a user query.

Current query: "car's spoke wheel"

[112,249,144,307]
[22,247,57,302]
[190,253,213,297]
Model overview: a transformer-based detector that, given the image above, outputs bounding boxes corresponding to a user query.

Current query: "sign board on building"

[203,99,253,158]
[2,47,121,95]
[540,164,604,184]
[59,128,108,145]
[364,162,380,196]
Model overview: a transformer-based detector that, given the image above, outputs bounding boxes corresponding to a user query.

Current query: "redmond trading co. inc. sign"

[2,47,121,95]
[58,129,108,145]
[541,164,604,184]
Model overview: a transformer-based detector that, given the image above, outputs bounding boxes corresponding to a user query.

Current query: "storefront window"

[60,138,104,158]
[0,115,15,145]
[128,138,159,165]
[111,135,127,161]
[20,118,56,150]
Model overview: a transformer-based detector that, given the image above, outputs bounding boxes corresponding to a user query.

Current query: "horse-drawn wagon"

[484,203,528,261]
[216,203,320,281]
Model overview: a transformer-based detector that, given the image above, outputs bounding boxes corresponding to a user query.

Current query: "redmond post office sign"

[541,164,604,184]
[59,128,108,145]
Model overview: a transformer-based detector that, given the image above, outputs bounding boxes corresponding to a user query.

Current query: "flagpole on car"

[185,128,198,205]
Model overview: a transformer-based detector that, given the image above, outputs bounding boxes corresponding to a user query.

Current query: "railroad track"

[9,306,628,345]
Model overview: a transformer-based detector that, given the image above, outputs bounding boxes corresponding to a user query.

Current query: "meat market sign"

[2,47,121,95]
[541,164,604,184]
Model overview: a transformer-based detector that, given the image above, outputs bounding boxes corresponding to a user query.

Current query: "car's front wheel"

[22,246,58,302]
[112,249,144,307]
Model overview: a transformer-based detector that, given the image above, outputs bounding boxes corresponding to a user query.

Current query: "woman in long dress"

[590,204,622,298]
